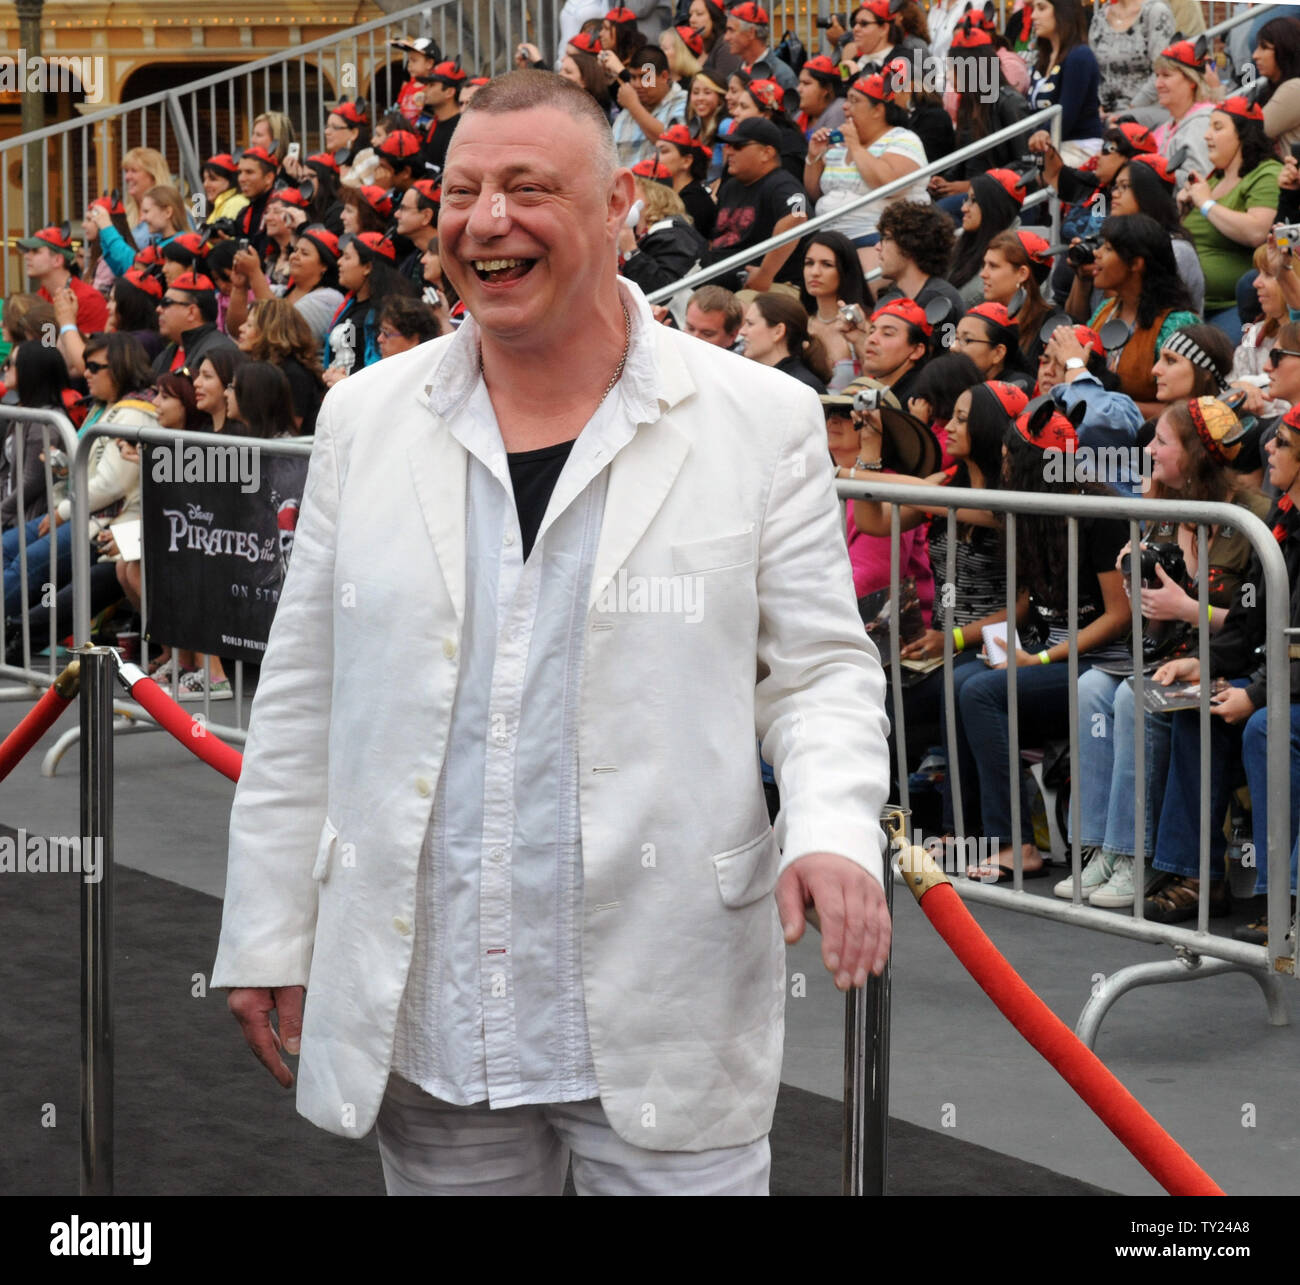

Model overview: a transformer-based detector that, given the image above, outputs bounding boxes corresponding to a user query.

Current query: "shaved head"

[457,68,618,184]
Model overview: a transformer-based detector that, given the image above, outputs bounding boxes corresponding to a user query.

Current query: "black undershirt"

[507,438,576,560]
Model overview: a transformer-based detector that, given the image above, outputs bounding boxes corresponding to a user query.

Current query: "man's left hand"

[777,852,891,989]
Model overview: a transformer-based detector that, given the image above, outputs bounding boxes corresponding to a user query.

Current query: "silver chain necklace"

[480,304,631,405]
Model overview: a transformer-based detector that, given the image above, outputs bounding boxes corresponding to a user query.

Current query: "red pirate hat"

[966,301,1014,330]
[241,145,280,171]
[568,32,603,55]
[358,185,395,217]
[1219,96,1265,123]
[1131,152,1176,186]
[871,297,932,338]
[1014,398,1078,453]
[377,131,423,162]
[746,78,785,111]
[296,224,341,265]
[332,99,369,126]
[981,381,1029,420]
[850,72,894,104]
[729,2,769,24]
[203,153,239,178]
[169,271,216,295]
[631,157,673,182]
[674,24,704,56]
[122,267,164,300]
[985,168,1027,205]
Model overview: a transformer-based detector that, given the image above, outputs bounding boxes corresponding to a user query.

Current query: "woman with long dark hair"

[225,361,299,439]
[950,170,1026,306]
[558,47,616,120]
[902,351,984,463]
[1026,0,1103,165]
[1072,214,1199,416]
[799,231,870,391]
[654,123,717,237]
[738,293,832,393]
[1179,97,1282,342]
[1251,16,1300,112]
[982,230,1054,364]
[691,0,741,82]
[1108,156,1204,315]
[237,298,325,434]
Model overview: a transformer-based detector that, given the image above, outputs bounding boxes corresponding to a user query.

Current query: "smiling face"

[1255,269,1285,320]
[154,389,185,430]
[122,163,149,200]
[1146,413,1189,489]
[1267,342,1300,402]
[690,79,722,122]
[1154,64,1195,114]
[439,105,630,346]
[803,242,840,300]
[1205,111,1241,171]
[324,114,356,152]
[238,158,276,199]
[1266,420,1300,494]
[979,248,1027,304]
[1151,346,1197,402]
[140,196,167,234]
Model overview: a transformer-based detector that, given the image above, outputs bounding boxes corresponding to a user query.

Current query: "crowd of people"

[1,2,1298,942]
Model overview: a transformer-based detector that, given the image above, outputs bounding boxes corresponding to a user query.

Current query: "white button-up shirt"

[391,280,664,1108]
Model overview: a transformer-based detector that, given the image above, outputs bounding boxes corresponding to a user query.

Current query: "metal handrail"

[646,104,1063,305]
[1205,3,1271,40]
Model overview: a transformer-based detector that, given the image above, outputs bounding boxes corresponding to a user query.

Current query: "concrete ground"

[1,679,1295,1197]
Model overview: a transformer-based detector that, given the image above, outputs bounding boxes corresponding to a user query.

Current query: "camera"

[852,386,884,414]
[816,12,846,28]
[1276,222,1300,255]
[236,237,250,252]
[1067,233,1103,268]
[1120,543,1187,591]
[839,302,864,327]
[828,129,844,145]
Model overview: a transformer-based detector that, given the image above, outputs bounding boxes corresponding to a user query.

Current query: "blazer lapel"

[588,417,690,610]
[405,413,468,624]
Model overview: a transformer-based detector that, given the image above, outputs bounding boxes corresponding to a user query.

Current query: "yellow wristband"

[1038,650,1051,665]
[1207,603,1214,624]
[953,626,965,653]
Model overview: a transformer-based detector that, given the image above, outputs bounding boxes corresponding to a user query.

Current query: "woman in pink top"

[824,394,934,622]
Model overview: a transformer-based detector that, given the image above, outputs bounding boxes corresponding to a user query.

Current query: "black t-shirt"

[679,181,717,241]
[775,355,827,393]
[508,438,576,561]
[279,356,325,436]
[705,166,808,289]
[422,111,462,173]
[1029,514,1128,636]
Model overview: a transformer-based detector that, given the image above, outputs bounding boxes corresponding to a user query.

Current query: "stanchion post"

[80,646,115,1196]
[843,819,897,1196]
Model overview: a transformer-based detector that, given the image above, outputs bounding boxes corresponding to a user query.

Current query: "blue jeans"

[1153,678,1251,880]
[1206,306,1243,346]
[1241,704,1300,897]
[954,658,1089,843]
[1101,676,1172,859]
[2,518,75,620]
[1072,667,1121,848]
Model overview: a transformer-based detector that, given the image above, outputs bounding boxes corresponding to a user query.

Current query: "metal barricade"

[31,424,315,772]
[0,0,563,294]
[646,104,1064,308]
[838,477,1295,1041]
[0,406,88,694]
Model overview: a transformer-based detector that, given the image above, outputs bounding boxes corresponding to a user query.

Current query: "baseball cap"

[391,36,439,57]
[720,117,782,150]
[17,225,75,259]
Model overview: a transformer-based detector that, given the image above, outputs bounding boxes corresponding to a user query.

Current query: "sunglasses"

[84,359,109,374]
[1267,347,1300,367]
[159,296,191,308]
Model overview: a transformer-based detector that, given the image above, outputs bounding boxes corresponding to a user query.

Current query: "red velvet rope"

[916,879,1224,1196]
[124,673,243,783]
[0,682,74,782]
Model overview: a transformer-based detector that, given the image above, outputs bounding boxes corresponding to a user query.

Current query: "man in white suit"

[212,70,892,1196]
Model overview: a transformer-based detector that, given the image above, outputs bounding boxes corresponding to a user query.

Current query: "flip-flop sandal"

[967,862,1050,884]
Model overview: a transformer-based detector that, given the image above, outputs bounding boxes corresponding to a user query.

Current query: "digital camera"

[839,302,865,327]
[852,386,884,414]
[1276,223,1300,255]
[1120,542,1187,591]
[1067,234,1103,268]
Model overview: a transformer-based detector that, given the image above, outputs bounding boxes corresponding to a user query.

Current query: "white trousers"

[374,1074,771,1196]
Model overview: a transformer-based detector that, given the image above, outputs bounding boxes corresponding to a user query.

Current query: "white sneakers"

[1089,855,1135,908]
[1052,849,1135,907]
[1053,847,1113,900]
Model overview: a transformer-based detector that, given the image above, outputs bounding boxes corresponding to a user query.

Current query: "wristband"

[953,626,965,653]
[58,323,77,336]
[1207,603,1214,624]
[1038,650,1051,665]
[1200,199,1217,217]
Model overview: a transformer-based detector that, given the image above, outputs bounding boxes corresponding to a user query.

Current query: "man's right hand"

[228,985,305,1088]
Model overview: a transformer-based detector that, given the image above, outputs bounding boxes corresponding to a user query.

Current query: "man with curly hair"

[872,200,965,320]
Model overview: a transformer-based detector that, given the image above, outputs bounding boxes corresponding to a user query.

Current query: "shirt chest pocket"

[671,527,755,576]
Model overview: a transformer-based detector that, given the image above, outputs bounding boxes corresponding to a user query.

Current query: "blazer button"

[415,777,431,797]
[393,916,412,935]
[443,637,457,660]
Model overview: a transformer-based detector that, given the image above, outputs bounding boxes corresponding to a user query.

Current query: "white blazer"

[211,285,892,1152]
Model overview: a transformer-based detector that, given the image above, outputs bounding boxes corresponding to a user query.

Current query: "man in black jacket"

[151,272,239,376]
